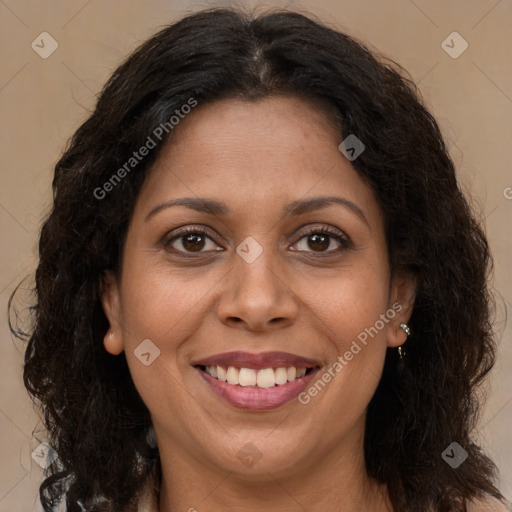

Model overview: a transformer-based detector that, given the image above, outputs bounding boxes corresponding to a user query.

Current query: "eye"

[162,226,223,256]
[291,226,351,255]
[162,225,351,258]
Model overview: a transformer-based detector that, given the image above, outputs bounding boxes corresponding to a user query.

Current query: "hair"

[9,5,505,512]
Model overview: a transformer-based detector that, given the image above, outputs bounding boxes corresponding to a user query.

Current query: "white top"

[137,491,158,512]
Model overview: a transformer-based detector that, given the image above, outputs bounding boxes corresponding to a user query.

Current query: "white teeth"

[256,368,275,388]
[226,366,239,385]
[238,368,257,386]
[275,367,288,385]
[216,366,227,382]
[204,365,311,388]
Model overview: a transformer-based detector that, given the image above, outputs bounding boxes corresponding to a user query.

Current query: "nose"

[217,247,299,332]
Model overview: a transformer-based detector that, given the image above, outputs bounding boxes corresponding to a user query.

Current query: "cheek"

[300,257,391,409]
[117,260,221,406]
[117,266,208,415]
[306,260,390,348]
[119,261,218,346]
[301,276,391,428]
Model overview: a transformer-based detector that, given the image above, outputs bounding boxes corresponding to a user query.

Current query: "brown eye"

[292,227,350,255]
[306,233,330,252]
[181,233,206,252]
[163,227,223,255]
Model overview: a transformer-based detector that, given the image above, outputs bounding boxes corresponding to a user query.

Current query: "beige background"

[1,0,511,510]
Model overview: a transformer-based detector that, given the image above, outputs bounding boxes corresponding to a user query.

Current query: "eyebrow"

[144,196,370,227]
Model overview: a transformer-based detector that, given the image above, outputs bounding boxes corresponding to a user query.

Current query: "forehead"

[134,95,381,228]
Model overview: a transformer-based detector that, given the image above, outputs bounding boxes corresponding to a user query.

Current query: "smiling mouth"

[195,364,318,389]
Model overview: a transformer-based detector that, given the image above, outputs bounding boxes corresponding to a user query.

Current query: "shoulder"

[466,496,511,512]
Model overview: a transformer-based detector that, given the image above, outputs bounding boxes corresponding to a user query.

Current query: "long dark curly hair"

[9,5,505,512]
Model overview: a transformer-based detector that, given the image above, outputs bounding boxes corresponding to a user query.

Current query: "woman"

[10,6,511,512]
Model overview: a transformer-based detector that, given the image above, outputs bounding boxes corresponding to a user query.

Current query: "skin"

[101,95,417,512]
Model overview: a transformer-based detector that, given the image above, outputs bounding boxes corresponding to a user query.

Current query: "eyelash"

[162,225,351,258]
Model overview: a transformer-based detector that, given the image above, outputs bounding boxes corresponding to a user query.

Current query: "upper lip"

[192,351,321,370]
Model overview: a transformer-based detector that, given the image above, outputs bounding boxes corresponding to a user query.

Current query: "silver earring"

[399,322,411,336]
[398,322,411,358]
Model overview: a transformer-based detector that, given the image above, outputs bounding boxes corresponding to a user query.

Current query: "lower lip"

[195,366,321,411]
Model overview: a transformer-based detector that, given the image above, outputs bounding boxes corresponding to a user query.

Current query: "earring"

[398,322,411,358]
[399,322,411,336]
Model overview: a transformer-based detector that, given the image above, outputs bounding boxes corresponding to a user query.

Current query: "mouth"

[193,363,322,411]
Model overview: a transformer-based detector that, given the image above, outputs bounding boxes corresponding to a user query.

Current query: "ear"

[387,272,416,349]
[99,270,124,355]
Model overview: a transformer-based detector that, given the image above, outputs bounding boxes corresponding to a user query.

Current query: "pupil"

[309,234,328,251]
[184,233,205,251]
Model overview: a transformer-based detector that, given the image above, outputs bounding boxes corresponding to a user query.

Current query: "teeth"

[239,368,257,387]
[216,366,227,382]
[257,368,275,388]
[226,366,239,385]
[275,367,288,385]
[204,365,310,388]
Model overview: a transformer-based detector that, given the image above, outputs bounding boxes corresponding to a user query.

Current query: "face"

[101,95,415,480]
